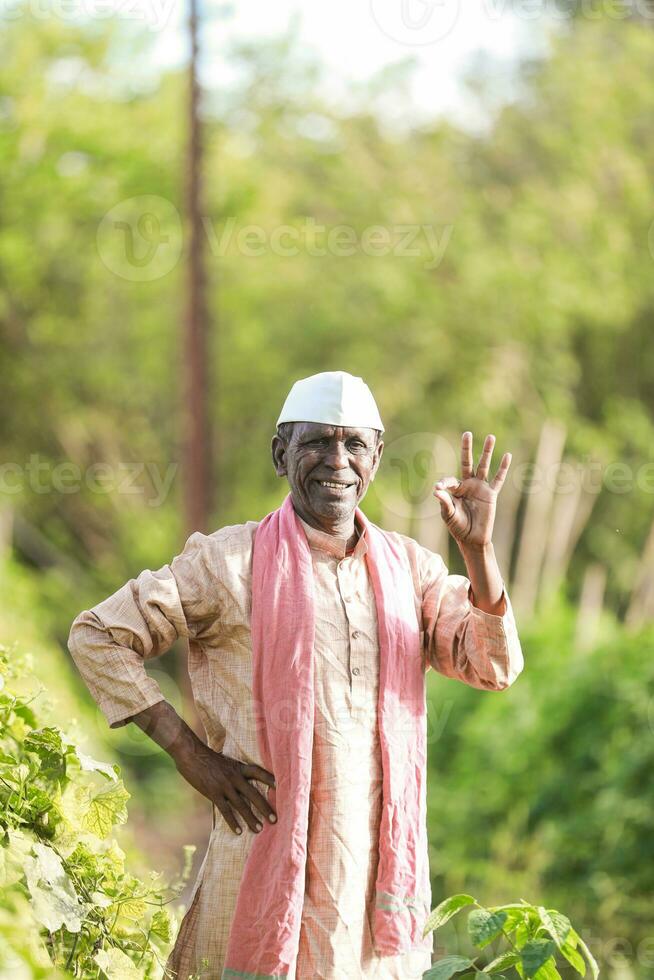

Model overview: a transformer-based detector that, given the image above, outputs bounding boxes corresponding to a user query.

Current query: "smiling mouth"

[315,480,355,492]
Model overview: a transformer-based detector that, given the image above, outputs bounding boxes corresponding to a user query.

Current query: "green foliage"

[0,645,189,977]
[423,895,598,980]
[426,599,654,975]
[2,13,654,635]
[2,7,654,978]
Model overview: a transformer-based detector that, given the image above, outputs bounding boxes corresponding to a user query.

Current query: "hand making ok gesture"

[432,432,511,551]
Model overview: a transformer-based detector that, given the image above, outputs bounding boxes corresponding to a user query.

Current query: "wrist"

[131,700,199,764]
[170,724,205,771]
[457,538,494,558]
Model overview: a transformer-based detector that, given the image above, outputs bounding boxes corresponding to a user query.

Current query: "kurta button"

[352,630,360,639]
[352,667,360,676]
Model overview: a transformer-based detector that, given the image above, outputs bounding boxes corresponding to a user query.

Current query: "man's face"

[271,422,384,530]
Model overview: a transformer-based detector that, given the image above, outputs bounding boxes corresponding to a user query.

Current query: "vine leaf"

[94,947,142,979]
[76,748,120,782]
[82,781,130,839]
[24,842,85,933]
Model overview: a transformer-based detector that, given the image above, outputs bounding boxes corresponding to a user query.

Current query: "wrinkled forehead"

[291,421,378,443]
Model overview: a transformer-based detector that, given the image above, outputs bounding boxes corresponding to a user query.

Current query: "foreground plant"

[0,644,193,978]
[423,893,599,980]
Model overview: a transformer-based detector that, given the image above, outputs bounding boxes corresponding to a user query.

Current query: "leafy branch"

[422,894,599,980]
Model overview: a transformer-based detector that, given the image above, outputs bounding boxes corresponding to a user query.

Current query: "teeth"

[320,481,350,489]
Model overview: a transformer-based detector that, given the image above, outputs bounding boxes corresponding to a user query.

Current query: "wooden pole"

[179,0,211,740]
[183,0,212,538]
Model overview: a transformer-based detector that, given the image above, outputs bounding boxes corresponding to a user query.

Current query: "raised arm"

[423,430,524,689]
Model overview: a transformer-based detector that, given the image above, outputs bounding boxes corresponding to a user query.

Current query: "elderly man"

[67,371,524,980]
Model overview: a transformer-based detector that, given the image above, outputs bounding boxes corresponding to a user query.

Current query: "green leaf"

[574,933,599,980]
[13,702,38,728]
[150,908,172,942]
[24,727,63,755]
[423,894,476,936]
[111,896,147,920]
[24,727,67,783]
[533,959,562,980]
[0,828,33,887]
[75,748,119,781]
[522,940,557,978]
[24,842,85,933]
[468,909,508,948]
[486,951,521,973]
[560,942,586,976]
[423,955,475,980]
[82,781,130,839]
[537,908,571,949]
[94,947,142,979]
[91,891,114,909]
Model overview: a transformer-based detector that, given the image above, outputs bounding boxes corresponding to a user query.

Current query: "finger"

[461,431,474,480]
[214,798,242,836]
[433,488,456,521]
[224,784,265,833]
[237,776,277,824]
[476,434,495,482]
[434,476,461,494]
[490,452,512,492]
[241,763,276,788]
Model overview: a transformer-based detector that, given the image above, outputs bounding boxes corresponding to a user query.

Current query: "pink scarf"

[222,493,431,978]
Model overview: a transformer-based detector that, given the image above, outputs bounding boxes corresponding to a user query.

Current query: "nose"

[324,441,349,470]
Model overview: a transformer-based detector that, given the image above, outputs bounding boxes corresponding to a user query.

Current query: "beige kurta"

[67,510,524,980]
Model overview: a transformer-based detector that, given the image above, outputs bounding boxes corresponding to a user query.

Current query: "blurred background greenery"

[1,2,654,977]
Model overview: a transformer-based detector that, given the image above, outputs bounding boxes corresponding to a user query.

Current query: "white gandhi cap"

[277,371,385,433]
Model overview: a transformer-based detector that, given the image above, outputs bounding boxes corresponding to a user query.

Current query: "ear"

[271,434,287,477]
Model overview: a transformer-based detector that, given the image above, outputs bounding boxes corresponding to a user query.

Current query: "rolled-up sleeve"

[67,531,220,729]
[419,548,524,691]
